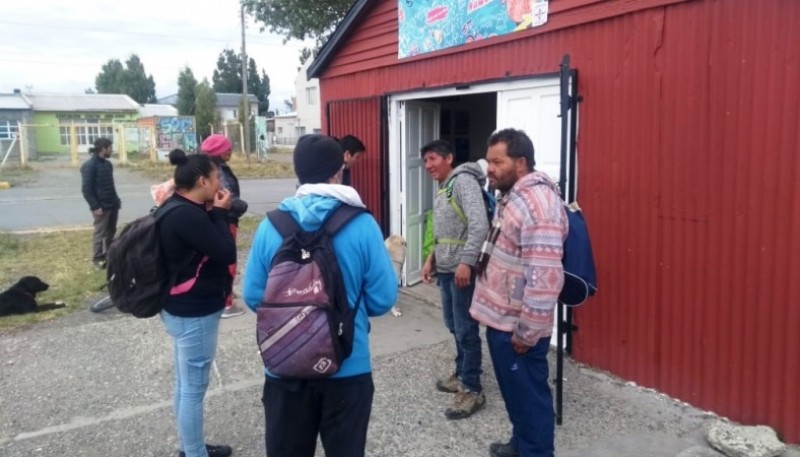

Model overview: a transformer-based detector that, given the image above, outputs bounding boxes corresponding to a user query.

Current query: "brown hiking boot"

[445,390,486,419]
[436,373,460,393]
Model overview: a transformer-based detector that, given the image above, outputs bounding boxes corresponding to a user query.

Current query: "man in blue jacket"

[243,134,398,457]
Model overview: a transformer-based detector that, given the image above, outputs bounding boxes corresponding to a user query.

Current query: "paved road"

[0,163,297,232]
[1,290,770,457]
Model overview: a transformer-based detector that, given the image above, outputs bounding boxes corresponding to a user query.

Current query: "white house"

[272,112,298,146]
[215,93,259,123]
[157,92,258,123]
[138,104,178,117]
[294,61,322,136]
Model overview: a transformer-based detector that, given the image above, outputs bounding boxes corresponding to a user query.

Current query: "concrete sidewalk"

[3,290,794,457]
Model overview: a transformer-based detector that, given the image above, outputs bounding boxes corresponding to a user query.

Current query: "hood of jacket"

[444,162,486,189]
[278,183,365,229]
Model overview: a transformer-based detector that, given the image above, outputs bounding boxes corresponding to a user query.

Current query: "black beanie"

[293,134,345,184]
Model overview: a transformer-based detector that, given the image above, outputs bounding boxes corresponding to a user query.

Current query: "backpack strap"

[441,175,469,224]
[323,204,367,235]
[267,209,303,238]
[153,198,189,222]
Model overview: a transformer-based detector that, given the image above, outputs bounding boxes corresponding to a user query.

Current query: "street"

[0,163,297,232]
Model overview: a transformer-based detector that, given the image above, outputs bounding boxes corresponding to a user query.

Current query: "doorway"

[389,77,565,286]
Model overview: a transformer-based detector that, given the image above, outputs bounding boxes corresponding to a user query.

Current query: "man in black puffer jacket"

[80,137,121,269]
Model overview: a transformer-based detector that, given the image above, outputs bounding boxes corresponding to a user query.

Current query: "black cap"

[293,134,345,184]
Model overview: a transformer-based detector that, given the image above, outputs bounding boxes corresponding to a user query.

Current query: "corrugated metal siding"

[327,97,388,233]
[319,0,800,442]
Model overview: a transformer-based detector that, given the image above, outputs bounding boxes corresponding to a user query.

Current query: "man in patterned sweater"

[471,129,568,457]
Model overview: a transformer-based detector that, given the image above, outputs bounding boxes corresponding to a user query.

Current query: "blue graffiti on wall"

[157,116,198,152]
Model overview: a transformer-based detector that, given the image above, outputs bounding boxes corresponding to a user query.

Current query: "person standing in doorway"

[338,134,366,187]
[420,139,490,420]
[80,137,120,269]
[471,128,568,457]
[201,134,249,319]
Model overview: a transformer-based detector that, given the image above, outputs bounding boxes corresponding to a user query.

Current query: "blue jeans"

[486,327,554,457]
[161,309,223,457]
[438,273,482,392]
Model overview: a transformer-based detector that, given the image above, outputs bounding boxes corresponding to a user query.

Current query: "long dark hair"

[169,149,216,190]
[88,137,112,154]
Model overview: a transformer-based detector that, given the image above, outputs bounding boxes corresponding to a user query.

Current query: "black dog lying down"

[0,276,66,317]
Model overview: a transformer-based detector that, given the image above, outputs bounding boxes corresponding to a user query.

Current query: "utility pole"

[240,3,250,161]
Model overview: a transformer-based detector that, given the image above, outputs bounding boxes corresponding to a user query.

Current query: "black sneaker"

[489,441,519,457]
[178,444,233,457]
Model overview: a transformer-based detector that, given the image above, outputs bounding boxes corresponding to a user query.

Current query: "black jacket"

[159,194,237,317]
[211,157,247,223]
[80,155,121,211]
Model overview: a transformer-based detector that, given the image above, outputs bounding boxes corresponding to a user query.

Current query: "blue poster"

[398,0,549,59]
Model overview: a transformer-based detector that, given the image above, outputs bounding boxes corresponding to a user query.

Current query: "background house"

[272,112,298,146]
[25,93,139,154]
[215,93,258,123]
[138,104,178,118]
[309,0,800,442]
[0,90,33,162]
[294,61,322,136]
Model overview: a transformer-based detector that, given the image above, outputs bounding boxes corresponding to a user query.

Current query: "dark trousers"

[91,207,118,262]
[486,327,554,457]
[262,373,374,457]
[438,273,483,392]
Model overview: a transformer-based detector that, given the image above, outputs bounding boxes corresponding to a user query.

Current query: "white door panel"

[497,79,568,346]
[497,84,564,186]
[403,101,439,285]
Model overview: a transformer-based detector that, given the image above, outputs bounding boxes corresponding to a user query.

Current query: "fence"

[5,117,271,166]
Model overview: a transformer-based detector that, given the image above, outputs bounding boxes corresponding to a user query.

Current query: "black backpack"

[256,204,366,378]
[106,199,187,318]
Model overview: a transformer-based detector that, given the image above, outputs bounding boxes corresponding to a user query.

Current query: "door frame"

[388,76,566,257]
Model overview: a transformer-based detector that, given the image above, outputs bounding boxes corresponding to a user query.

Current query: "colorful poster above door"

[398,0,549,59]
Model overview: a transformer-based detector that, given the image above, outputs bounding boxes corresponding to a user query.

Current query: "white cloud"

[0,0,313,110]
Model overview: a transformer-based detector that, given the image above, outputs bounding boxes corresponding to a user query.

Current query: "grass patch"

[120,153,295,181]
[0,229,106,331]
[0,217,265,332]
[0,165,38,186]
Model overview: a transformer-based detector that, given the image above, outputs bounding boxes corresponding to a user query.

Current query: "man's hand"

[213,189,233,210]
[511,334,531,355]
[454,263,472,288]
[92,208,103,218]
[422,258,434,284]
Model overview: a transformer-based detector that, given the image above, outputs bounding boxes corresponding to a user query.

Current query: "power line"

[0,20,306,47]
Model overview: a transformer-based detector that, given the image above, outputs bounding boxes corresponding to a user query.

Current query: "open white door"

[496,81,566,190]
[401,101,439,285]
[496,79,567,346]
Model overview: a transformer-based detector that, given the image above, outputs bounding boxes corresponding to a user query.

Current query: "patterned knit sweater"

[470,171,568,346]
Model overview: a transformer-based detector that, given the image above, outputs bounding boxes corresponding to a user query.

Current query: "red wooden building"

[308,0,800,442]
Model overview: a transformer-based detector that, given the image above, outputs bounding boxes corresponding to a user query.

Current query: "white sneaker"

[221,305,245,319]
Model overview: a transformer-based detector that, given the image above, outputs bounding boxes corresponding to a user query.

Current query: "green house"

[27,93,140,154]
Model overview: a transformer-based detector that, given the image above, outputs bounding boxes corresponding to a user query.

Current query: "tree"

[195,79,219,140]
[84,88,96,94]
[243,0,352,64]
[211,48,271,115]
[95,54,157,103]
[176,67,198,115]
[283,97,295,112]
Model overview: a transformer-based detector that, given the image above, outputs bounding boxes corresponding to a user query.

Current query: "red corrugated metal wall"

[319,0,800,441]
[326,97,388,233]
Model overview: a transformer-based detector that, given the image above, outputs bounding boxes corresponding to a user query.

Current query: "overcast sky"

[0,0,312,110]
